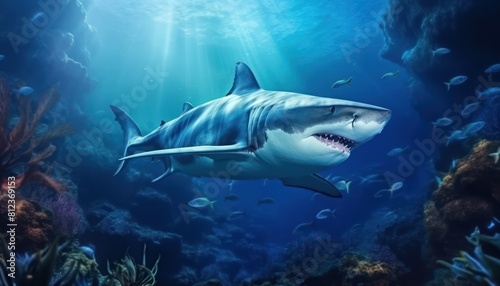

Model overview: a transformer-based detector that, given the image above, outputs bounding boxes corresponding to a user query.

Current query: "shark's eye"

[330,106,336,113]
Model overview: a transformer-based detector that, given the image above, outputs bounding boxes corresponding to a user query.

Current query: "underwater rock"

[376,207,425,276]
[83,202,183,278]
[175,212,216,242]
[380,0,500,120]
[0,195,54,252]
[173,266,198,286]
[130,187,173,230]
[0,0,98,99]
[193,278,222,286]
[424,140,500,259]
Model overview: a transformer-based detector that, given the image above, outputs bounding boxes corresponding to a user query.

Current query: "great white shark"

[111,62,391,198]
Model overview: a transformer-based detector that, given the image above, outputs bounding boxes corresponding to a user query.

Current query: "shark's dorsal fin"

[226,62,261,96]
[160,120,166,126]
[182,102,194,114]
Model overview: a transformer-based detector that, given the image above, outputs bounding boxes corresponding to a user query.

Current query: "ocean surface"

[1,0,500,285]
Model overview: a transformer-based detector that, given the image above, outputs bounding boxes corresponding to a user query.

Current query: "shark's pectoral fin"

[152,167,174,183]
[152,157,175,182]
[120,142,248,161]
[281,174,342,198]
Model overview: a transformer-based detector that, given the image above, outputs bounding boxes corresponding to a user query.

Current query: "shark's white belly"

[171,155,273,179]
[171,152,320,179]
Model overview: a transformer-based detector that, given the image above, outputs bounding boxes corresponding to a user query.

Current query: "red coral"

[0,194,55,252]
[0,79,73,192]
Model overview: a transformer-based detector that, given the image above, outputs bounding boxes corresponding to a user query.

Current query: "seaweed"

[438,227,500,286]
[0,79,73,192]
[0,236,82,286]
[104,245,160,286]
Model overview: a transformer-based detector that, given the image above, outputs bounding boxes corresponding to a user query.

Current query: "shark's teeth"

[313,133,355,152]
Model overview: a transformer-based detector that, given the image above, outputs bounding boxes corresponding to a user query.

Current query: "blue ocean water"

[1,0,500,285]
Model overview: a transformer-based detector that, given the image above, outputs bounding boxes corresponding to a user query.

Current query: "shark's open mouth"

[313,133,356,153]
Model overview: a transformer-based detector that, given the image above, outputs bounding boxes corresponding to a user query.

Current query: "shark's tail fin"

[347,77,352,85]
[110,105,143,175]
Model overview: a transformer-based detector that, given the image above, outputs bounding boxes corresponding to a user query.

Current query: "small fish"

[293,221,315,234]
[310,193,320,201]
[387,146,409,156]
[227,180,234,191]
[203,234,222,245]
[431,48,450,57]
[331,77,352,88]
[463,121,485,134]
[316,208,336,219]
[435,175,442,186]
[188,197,216,209]
[227,211,244,221]
[446,130,468,146]
[80,246,95,260]
[30,11,45,22]
[257,197,275,206]
[401,49,412,62]
[326,174,345,182]
[381,71,399,79]
[0,55,4,61]
[334,180,351,194]
[224,194,240,201]
[374,181,403,198]
[444,76,468,91]
[460,102,480,117]
[485,63,500,74]
[489,146,500,164]
[359,174,384,184]
[17,86,34,95]
[450,159,457,171]
[476,87,500,100]
[487,221,495,230]
[432,117,453,127]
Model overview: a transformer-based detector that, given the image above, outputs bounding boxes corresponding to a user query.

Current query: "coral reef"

[425,140,500,259]
[0,0,97,100]
[54,240,101,284]
[0,79,72,192]
[0,194,54,252]
[40,191,87,238]
[340,253,401,286]
[380,0,500,122]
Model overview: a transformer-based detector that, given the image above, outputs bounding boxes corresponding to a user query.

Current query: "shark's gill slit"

[352,114,358,128]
